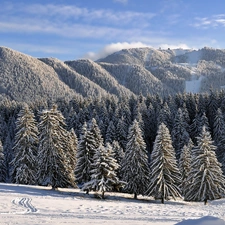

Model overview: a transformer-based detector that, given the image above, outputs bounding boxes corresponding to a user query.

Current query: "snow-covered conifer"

[121,120,150,199]
[0,141,6,182]
[171,108,190,160]
[185,126,225,204]
[82,143,123,198]
[10,105,38,184]
[37,105,76,189]
[179,139,193,195]
[111,140,125,180]
[75,122,93,184]
[105,120,116,144]
[67,128,77,170]
[146,123,182,203]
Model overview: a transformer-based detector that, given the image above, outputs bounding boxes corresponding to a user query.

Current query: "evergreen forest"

[1,90,225,204]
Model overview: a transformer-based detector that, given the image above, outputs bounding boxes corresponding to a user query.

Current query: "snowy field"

[0,183,225,225]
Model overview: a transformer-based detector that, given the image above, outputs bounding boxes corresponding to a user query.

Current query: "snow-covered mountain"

[1,46,225,102]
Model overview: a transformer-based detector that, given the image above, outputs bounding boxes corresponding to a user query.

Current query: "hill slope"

[65,59,134,98]
[0,47,76,102]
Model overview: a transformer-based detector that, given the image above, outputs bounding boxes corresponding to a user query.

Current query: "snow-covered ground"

[0,183,225,225]
[185,75,204,93]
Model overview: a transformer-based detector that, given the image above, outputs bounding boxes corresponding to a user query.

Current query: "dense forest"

[1,89,225,203]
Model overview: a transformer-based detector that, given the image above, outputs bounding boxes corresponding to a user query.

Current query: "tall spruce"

[10,105,38,184]
[179,139,193,195]
[146,123,182,203]
[171,108,190,160]
[75,122,93,184]
[185,126,225,204]
[0,140,6,182]
[37,105,76,189]
[121,120,150,199]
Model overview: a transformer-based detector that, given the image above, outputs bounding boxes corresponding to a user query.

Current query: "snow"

[185,76,204,93]
[1,183,225,225]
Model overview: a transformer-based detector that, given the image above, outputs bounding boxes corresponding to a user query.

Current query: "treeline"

[1,90,225,203]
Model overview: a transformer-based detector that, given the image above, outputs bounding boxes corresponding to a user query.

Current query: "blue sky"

[1,0,225,60]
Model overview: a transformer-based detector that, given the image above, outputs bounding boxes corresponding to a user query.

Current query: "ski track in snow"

[11,197,37,214]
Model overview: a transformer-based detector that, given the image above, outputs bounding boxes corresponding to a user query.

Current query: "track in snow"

[12,197,37,213]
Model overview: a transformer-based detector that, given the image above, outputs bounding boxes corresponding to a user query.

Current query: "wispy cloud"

[0,3,154,27]
[193,14,225,28]
[83,42,151,60]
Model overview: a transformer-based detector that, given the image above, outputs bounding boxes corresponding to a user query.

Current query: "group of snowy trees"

[1,89,225,203]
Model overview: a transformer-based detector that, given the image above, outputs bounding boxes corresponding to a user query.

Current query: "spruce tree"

[37,105,76,189]
[10,105,38,184]
[171,108,190,160]
[121,120,150,199]
[75,122,93,185]
[67,128,77,170]
[0,141,6,182]
[82,143,122,198]
[146,123,182,203]
[179,139,193,195]
[185,126,225,204]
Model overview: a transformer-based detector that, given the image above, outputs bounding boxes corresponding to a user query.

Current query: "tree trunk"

[204,198,207,205]
[161,197,164,204]
[102,191,105,199]
[134,193,137,199]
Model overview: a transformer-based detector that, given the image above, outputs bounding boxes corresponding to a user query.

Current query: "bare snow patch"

[175,216,225,225]
[185,75,204,93]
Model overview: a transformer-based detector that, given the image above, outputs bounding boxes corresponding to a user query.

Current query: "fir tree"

[105,120,116,144]
[37,105,76,189]
[75,122,93,185]
[82,143,123,199]
[121,120,150,199]
[0,141,6,182]
[171,108,190,160]
[179,139,193,195]
[185,126,225,204]
[112,140,124,179]
[146,123,182,203]
[67,128,77,170]
[10,105,38,184]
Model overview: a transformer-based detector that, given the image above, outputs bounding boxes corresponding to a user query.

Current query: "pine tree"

[121,120,150,199]
[146,123,182,203]
[185,126,225,204]
[75,122,93,185]
[0,141,6,182]
[3,133,13,181]
[213,108,225,164]
[179,139,193,195]
[112,140,124,179]
[37,105,76,189]
[105,120,116,144]
[67,128,77,170]
[82,143,122,199]
[10,105,38,184]
[171,108,190,160]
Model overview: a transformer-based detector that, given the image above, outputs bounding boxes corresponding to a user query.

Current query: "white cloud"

[0,3,154,27]
[83,42,151,60]
[193,15,225,28]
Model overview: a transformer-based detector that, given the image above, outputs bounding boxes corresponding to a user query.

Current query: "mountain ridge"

[1,46,225,102]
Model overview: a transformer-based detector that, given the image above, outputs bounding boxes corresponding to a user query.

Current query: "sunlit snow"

[1,183,225,225]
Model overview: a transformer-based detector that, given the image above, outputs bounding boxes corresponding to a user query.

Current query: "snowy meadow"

[1,183,225,225]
